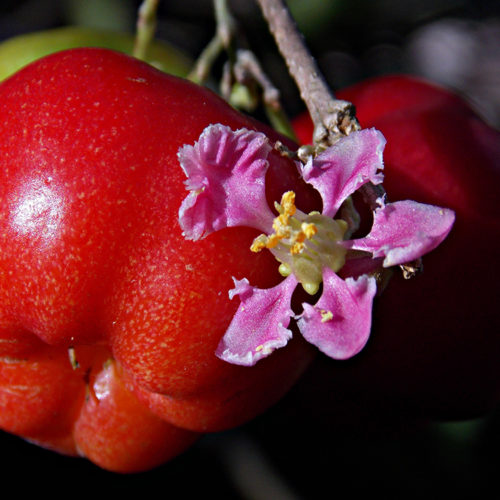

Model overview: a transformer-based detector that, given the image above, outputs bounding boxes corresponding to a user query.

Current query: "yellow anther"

[273,214,290,236]
[250,234,268,253]
[290,241,305,255]
[277,213,289,226]
[280,191,296,217]
[320,310,334,322]
[266,234,281,249]
[295,232,307,244]
[301,222,317,239]
[288,222,317,256]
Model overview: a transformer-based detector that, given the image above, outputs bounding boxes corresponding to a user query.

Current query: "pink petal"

[299,128,385,217]
[297,270,376,360]
[178,124,275,240]
[216,276,298,366]
[342,200,455,267]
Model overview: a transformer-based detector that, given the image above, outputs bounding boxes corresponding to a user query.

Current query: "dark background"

[1,1,499,498]
[1,0,499,126]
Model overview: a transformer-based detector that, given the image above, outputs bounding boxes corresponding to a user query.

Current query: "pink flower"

[178,124,455,366]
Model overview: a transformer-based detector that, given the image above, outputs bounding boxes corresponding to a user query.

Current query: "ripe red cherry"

[293,75,500,419]
[0,47,317,471]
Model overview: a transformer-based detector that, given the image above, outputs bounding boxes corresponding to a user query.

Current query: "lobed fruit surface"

[0,47,316,471]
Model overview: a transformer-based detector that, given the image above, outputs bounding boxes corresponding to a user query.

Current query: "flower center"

[251,191,348,295]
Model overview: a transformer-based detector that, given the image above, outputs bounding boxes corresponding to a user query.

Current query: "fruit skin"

[0,26,191,81]
[293,75,500,419]
[0,47,316,471]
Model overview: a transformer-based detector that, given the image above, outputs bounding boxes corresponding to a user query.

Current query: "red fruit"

[293,75,500,419]
[0,47,316,471]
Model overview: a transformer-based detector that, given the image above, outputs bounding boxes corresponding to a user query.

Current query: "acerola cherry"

[293,75,500,419]
[0,47,317,471]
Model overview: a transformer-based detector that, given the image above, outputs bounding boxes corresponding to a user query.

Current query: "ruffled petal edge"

[178,124,275,240]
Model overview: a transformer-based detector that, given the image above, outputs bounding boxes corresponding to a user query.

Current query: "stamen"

[251,190,300,253]
[290,240,305,255]
[250,234,268,252]
[280,191,296,217]
[272,215,291,238]
[266,234,281,248]
[302,222,317,239]
[250,189,348,297]
[320,310,333,322]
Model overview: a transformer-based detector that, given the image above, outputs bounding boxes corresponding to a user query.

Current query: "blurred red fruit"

[293,75,500,420]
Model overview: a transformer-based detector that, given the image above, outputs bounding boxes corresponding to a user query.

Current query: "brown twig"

[255,0,385,207]
[255,0,360,149]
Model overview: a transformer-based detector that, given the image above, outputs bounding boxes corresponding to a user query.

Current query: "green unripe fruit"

[0,26,191,80]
